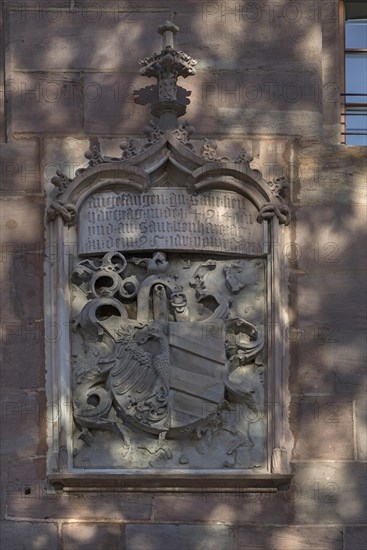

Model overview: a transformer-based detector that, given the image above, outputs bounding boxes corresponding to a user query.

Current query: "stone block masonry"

[0,0,366,548]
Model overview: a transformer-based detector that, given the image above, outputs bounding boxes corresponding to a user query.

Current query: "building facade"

[1,1,366,548]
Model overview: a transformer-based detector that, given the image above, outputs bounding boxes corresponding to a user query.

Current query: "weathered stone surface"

[0,140,40,195]
[0,204,45,389]
[293,462,367,524]
[0,388,45,457]
[8,73,82,134]
[1,249,43,321]
[1,331,44,390]
[292,397,354,460]
[290,342,336,395]
[0,521,58,550]
[181,6,323,74]
[6,493,153,520]
[321,4,340,136]
[3,456,46,487]
[8,11,166,72]
[200,71,321,113]
[218,108,322,137]
[125,524,234,550]
[289,200,366,401]
[8,4,322,74]
[154,492,292,524]
[0,7,5,143]
[42,137,89,191]
[297,275,365,330]
[0,197,44,244]
[62,522,123,550]
[297,144,367,205]
[355,394,367,461]
[5,0,70,6]
[345,526,367,550]
[235,526,343,550]
[294,204,367,271]
[83,73,152,135]
[331,337,367,396]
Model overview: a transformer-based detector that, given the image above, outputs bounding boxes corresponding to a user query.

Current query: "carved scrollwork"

[200,138,232,162]
[201,138,219,161]
[119,138,141,158]
[257,201,290,225]
[72,252,140,303]
[46,201,77,226]
[73,370,131,448]
[74,142,107,177]
[85,143,105,167]
[172,120,195,149]
[256,176,290,225]
[143,120,164,146]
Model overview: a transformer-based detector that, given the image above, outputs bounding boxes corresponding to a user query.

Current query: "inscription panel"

[78,188,266,255]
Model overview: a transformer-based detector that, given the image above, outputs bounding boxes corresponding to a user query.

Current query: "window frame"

[339,0,367,145]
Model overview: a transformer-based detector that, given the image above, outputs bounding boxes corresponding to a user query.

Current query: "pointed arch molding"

[45,130,293,492]
[47,138,288,217]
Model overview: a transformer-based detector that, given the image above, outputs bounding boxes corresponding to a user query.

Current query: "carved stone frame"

[45,132,293,493]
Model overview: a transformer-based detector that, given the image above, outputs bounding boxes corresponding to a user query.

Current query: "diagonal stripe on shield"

[168,320,227,430]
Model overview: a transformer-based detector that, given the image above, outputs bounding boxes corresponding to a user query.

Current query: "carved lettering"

[79,188,264,255]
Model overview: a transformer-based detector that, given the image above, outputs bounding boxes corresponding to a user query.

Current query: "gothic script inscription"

[78,188,265,255]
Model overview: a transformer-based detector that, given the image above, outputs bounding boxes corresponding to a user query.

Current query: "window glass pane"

[345,20,367,48]
[345,54,367,96]
[346,133,367,145]
[345,94,367,102]
[346,112,367,131]
[345,107,367,145]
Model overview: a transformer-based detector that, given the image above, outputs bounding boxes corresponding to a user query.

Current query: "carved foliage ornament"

[45,20,292,490]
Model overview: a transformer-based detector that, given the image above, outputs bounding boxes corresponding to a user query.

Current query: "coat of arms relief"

[71,250,266,469]
[45,21,292,489]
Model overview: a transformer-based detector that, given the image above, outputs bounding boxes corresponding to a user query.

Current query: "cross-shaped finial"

[158,20,179,49]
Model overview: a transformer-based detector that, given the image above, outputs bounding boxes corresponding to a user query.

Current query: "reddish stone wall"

[1,1,366,549]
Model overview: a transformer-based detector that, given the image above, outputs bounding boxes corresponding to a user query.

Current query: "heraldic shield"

[108,320,227,436]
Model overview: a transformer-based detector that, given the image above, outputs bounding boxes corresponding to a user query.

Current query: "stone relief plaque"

[71,251,266,471]
[45,21,293,491]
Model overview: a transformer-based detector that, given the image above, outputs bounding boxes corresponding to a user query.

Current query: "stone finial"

[138,21,197,130]
[158,20,179,49]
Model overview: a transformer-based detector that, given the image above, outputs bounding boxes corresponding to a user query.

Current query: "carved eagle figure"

[108,321,171,435]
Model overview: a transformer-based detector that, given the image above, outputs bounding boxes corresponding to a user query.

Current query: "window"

[340,0,367,145]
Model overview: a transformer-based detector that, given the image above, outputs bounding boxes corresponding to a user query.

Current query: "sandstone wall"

[1,1,366,549]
